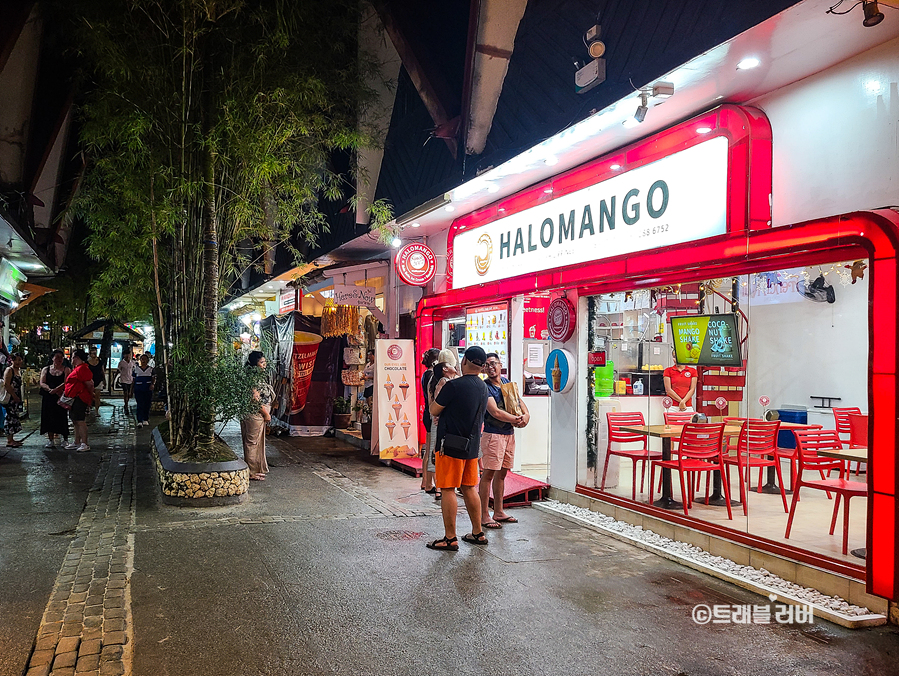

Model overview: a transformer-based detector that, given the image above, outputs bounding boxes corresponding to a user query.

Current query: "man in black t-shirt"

[427,346,489,551]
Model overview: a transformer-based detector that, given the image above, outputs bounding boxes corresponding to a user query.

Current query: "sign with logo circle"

[386,344,403,361]
[395,243,437,286]
[545,348,575,394]
[475,234,492,276]
[547,297,576,342]
[758,395,770,407]
[662,396,673,409]
[715,396,728,410]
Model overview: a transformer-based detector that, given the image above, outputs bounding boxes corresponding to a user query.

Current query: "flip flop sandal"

[424,488,438,495]
[483,520,503,529]
[494,516,518,523]
[462,532,488,546]
[434,491,442,500]
[426,536,458,552]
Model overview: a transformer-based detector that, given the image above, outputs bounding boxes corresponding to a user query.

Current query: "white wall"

[755,36,899,226]
[744,272,869,417]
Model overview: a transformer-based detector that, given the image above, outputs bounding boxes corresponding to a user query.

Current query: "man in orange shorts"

[427,346,490,551]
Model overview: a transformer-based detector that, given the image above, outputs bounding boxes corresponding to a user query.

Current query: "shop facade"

[416,87,899,604]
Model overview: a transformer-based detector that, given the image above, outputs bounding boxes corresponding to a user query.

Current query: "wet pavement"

[3,400,899,676]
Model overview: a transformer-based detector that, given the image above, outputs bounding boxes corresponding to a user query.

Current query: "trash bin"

[777,408,808,448]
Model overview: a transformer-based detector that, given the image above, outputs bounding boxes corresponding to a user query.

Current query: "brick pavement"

[25,407,135,676]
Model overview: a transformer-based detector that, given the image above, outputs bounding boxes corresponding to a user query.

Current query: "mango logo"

[475,233,492,276]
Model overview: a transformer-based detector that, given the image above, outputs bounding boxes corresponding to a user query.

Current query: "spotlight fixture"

[610,164,622,170]
[410,222,421,227]
[585,24,605,58]
[391,237,402,247]
[634,92,649,123]
[736,57,760,70]
[863,1,884,26]
[651,81,674,98]
[696,126,712,134]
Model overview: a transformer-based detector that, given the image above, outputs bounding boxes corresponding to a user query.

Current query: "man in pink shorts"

[478,352,530,528]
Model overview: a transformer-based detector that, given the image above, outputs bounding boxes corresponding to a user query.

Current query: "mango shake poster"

[372,339,418,460]
[671,314,742,367]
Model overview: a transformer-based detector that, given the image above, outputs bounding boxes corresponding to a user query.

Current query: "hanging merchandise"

[321,302,360,338]
[364,314,379,350]
[341,369,365,386]
[321,301,338,337]
[343,347,364,365]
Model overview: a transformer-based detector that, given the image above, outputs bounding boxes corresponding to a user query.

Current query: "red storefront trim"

[416,103,899,599]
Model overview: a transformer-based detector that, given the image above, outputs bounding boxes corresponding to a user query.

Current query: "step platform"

[389,457,548,506]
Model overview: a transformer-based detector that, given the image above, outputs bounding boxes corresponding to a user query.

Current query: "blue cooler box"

[777,409,808,448]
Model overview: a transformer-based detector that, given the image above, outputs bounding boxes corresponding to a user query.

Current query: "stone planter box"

[150,427,250,506]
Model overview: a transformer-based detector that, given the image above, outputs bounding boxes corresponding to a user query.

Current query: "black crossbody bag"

[440,393,486,460]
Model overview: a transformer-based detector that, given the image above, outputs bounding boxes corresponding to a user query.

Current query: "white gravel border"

[536,499,887,628]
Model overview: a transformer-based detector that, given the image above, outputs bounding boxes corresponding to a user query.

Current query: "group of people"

[32,347,158,452]
[419,345,531,551]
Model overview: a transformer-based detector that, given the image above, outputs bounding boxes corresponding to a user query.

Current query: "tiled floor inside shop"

[598,456,867,563]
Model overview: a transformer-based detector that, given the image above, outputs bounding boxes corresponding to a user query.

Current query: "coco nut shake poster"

[373,339,418,460]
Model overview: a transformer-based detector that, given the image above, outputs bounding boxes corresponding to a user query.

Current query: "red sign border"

[395,243,437,286]
[547,297,576,342]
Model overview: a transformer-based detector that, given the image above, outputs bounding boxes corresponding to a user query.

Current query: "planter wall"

[151,427,250,506]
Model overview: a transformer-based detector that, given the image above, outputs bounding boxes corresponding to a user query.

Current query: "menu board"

[670,314,742,367]
[466,303,509,371]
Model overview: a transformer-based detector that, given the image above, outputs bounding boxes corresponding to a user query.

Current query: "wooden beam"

[371,0,461,158]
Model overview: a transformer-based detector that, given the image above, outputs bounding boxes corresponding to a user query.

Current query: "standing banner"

[373,339,418,459]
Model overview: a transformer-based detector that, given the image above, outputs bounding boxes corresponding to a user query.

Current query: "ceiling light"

[865,80,881,93]
[696,127,712,134]
[544,155,559,166]
[498,207,506,212]
[585,24,605,58]
[863,1,884,26]
[444,205,455,213]
[610,163,622,170]
[391,237,402,247]
[543,187,553,194]
[486,183,500,193]
[410,222,421,227]
[251,313,262,322]
[736,57,760,70]
[622,117,640,128]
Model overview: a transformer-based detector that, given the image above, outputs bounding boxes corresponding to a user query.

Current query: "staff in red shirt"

[663,350,697,411]
[64,350,96,452]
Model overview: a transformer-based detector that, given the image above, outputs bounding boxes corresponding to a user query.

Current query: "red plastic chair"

[601,412,661,500]
[773,423,823,490]
[649,422,732,519]
[722,420,786,515]
[784,429,867,555]
[847,413,868,475]
[664,411,695,426]
[833,407,863,475]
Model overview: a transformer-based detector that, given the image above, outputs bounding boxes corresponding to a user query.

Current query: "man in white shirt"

[118,350,135,415]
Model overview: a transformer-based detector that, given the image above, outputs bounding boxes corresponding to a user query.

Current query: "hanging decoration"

[321,302,360,338]
[845,260,867,284]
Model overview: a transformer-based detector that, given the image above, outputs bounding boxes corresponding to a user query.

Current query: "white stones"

[544,499,872,617]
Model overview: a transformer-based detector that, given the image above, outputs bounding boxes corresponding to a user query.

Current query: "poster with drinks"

[670,314,742,367]
[373,339,419,460]
[523,294,550,340]
[465,303,509,371]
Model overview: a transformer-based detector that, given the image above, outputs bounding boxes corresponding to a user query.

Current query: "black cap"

[464,345,487,366]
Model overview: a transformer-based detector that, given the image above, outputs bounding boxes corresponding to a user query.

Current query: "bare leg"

[440,489,459,539]
[492,468,510,520]
[478,468,497,522]
[459,485,482,535]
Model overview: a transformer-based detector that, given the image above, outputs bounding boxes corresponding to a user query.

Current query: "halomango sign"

[372,339,419,460]
[451,137,728,289]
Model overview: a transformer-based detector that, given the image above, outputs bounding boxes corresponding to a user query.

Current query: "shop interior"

[588,260,870,564]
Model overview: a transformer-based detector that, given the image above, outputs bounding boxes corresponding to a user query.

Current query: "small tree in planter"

[332,396,352,430]
[353,399,372,440]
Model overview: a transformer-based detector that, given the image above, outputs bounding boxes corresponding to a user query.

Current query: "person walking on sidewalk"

[427,345,490,551]
[87,348,106,412]
[241,351,273,481]
[118,349,135,414]
[479,352,530,529]
[40,349,71,449]
[133,354,156,427]
[64,350,95,452]
[3,352,25,447]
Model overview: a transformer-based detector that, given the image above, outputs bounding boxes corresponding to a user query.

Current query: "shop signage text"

[395,243,437,286]
[279,289,297,314]
[333,284,377,307]
[452,137,728,289]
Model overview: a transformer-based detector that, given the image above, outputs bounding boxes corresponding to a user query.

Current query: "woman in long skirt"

[40,349,71,448]
[241,351,272,481]
[3,353,25,447]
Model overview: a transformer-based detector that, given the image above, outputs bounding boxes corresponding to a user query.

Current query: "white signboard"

[372,339,419,460]
[333,284,377,307]
[452,137,729,289]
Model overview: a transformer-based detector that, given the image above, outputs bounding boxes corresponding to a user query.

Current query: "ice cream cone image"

[384,375,394,400]
[386,414,396,440]
[399,375,410,400]
[391,396,402,421]
[551,355,562,392]
[401,413,411,440]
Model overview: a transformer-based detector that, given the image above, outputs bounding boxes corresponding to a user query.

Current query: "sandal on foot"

[426,536,458,551]
[462,532,488,546]
[494,515,518,523]
[483,520,503,529]
[434,490,442,500]
[250,474,266,481]
[424,488,438,495]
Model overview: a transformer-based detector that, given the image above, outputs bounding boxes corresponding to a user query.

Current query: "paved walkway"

[3,402,899,676]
